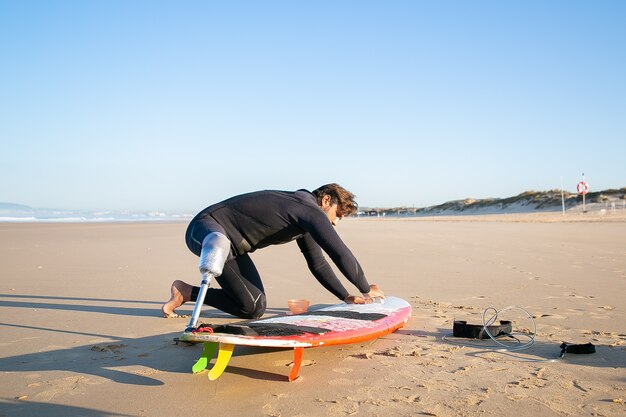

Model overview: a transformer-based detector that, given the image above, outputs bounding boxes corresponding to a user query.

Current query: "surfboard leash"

[191,323,214,334]
[442,305,596,362]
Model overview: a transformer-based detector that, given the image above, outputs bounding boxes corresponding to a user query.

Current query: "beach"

[1,215,625,417]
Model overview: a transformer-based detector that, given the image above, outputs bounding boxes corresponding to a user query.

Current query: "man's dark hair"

[312,183,358,217]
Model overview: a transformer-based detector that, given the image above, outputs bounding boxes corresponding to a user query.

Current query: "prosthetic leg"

[185,232,231,332]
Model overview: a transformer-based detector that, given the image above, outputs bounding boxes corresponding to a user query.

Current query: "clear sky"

[1,1,624,211]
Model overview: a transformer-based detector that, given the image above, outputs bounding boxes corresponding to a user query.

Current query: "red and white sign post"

[577,174,590,213]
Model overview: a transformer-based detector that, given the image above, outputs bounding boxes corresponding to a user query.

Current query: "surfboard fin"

[190,341,235,380]
[208,343,235,380]
[288,347,304,382]
[192,342,218,374]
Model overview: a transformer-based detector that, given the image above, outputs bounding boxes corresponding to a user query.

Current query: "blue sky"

[1,1,624,211]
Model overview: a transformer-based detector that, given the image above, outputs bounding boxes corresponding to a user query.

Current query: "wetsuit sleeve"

[298,212,371,295]
[296,234,350,301]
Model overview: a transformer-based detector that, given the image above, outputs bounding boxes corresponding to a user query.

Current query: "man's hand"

[364,284,385,300]
[345,284,385,304]
[344,295,373,304]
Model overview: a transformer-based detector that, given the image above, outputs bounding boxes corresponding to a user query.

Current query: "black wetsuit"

[185,189,370,318]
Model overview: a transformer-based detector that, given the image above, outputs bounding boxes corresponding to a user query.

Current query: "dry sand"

[1,213,625,417]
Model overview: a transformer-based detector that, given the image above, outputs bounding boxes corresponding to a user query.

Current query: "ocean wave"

[0,213,193,223]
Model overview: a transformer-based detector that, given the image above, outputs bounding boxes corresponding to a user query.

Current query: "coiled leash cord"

[443,306,595,362]
[443,305,536,352]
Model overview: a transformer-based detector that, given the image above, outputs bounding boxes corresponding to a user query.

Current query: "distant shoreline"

[351,211,626,223]
[2,209,625,224]
[1,188,624,223]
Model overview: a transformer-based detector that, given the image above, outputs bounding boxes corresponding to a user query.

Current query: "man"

[162,183,384,319]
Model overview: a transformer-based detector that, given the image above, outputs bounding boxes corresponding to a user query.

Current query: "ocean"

[0,208,192,223]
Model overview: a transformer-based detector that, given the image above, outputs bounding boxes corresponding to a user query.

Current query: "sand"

[1,213,625,417]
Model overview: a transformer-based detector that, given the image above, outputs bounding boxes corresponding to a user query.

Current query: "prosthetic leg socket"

[186,232,231,332]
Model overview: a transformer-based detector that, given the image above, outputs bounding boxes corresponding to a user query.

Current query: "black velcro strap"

[453,320,513,339]
[213,323,328,337]
[560,342,596,357]
[306,311,387,321]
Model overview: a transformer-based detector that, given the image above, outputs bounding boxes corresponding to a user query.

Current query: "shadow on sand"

[397,327,625,369]
[0,398,137,417]
[0,293,289,318]
[0,315,294,416]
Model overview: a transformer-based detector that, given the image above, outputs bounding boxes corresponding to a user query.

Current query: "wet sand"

[1,214,625,416]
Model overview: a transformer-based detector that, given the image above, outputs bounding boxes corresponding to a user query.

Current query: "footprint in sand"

[567,293,595,299]
[544,283,566,288]
[460,392,486,406]
[533,313,566,320]
[452,366,476,375]
[565,308,585,316]
[588,312,610,320]
[32,376,95,402]
[90,344,128,354]
[261,403,282,417]
[348,352,374,360]
[328,378,363,386]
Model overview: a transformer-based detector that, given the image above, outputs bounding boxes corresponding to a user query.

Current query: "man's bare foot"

[162,280,193,318]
